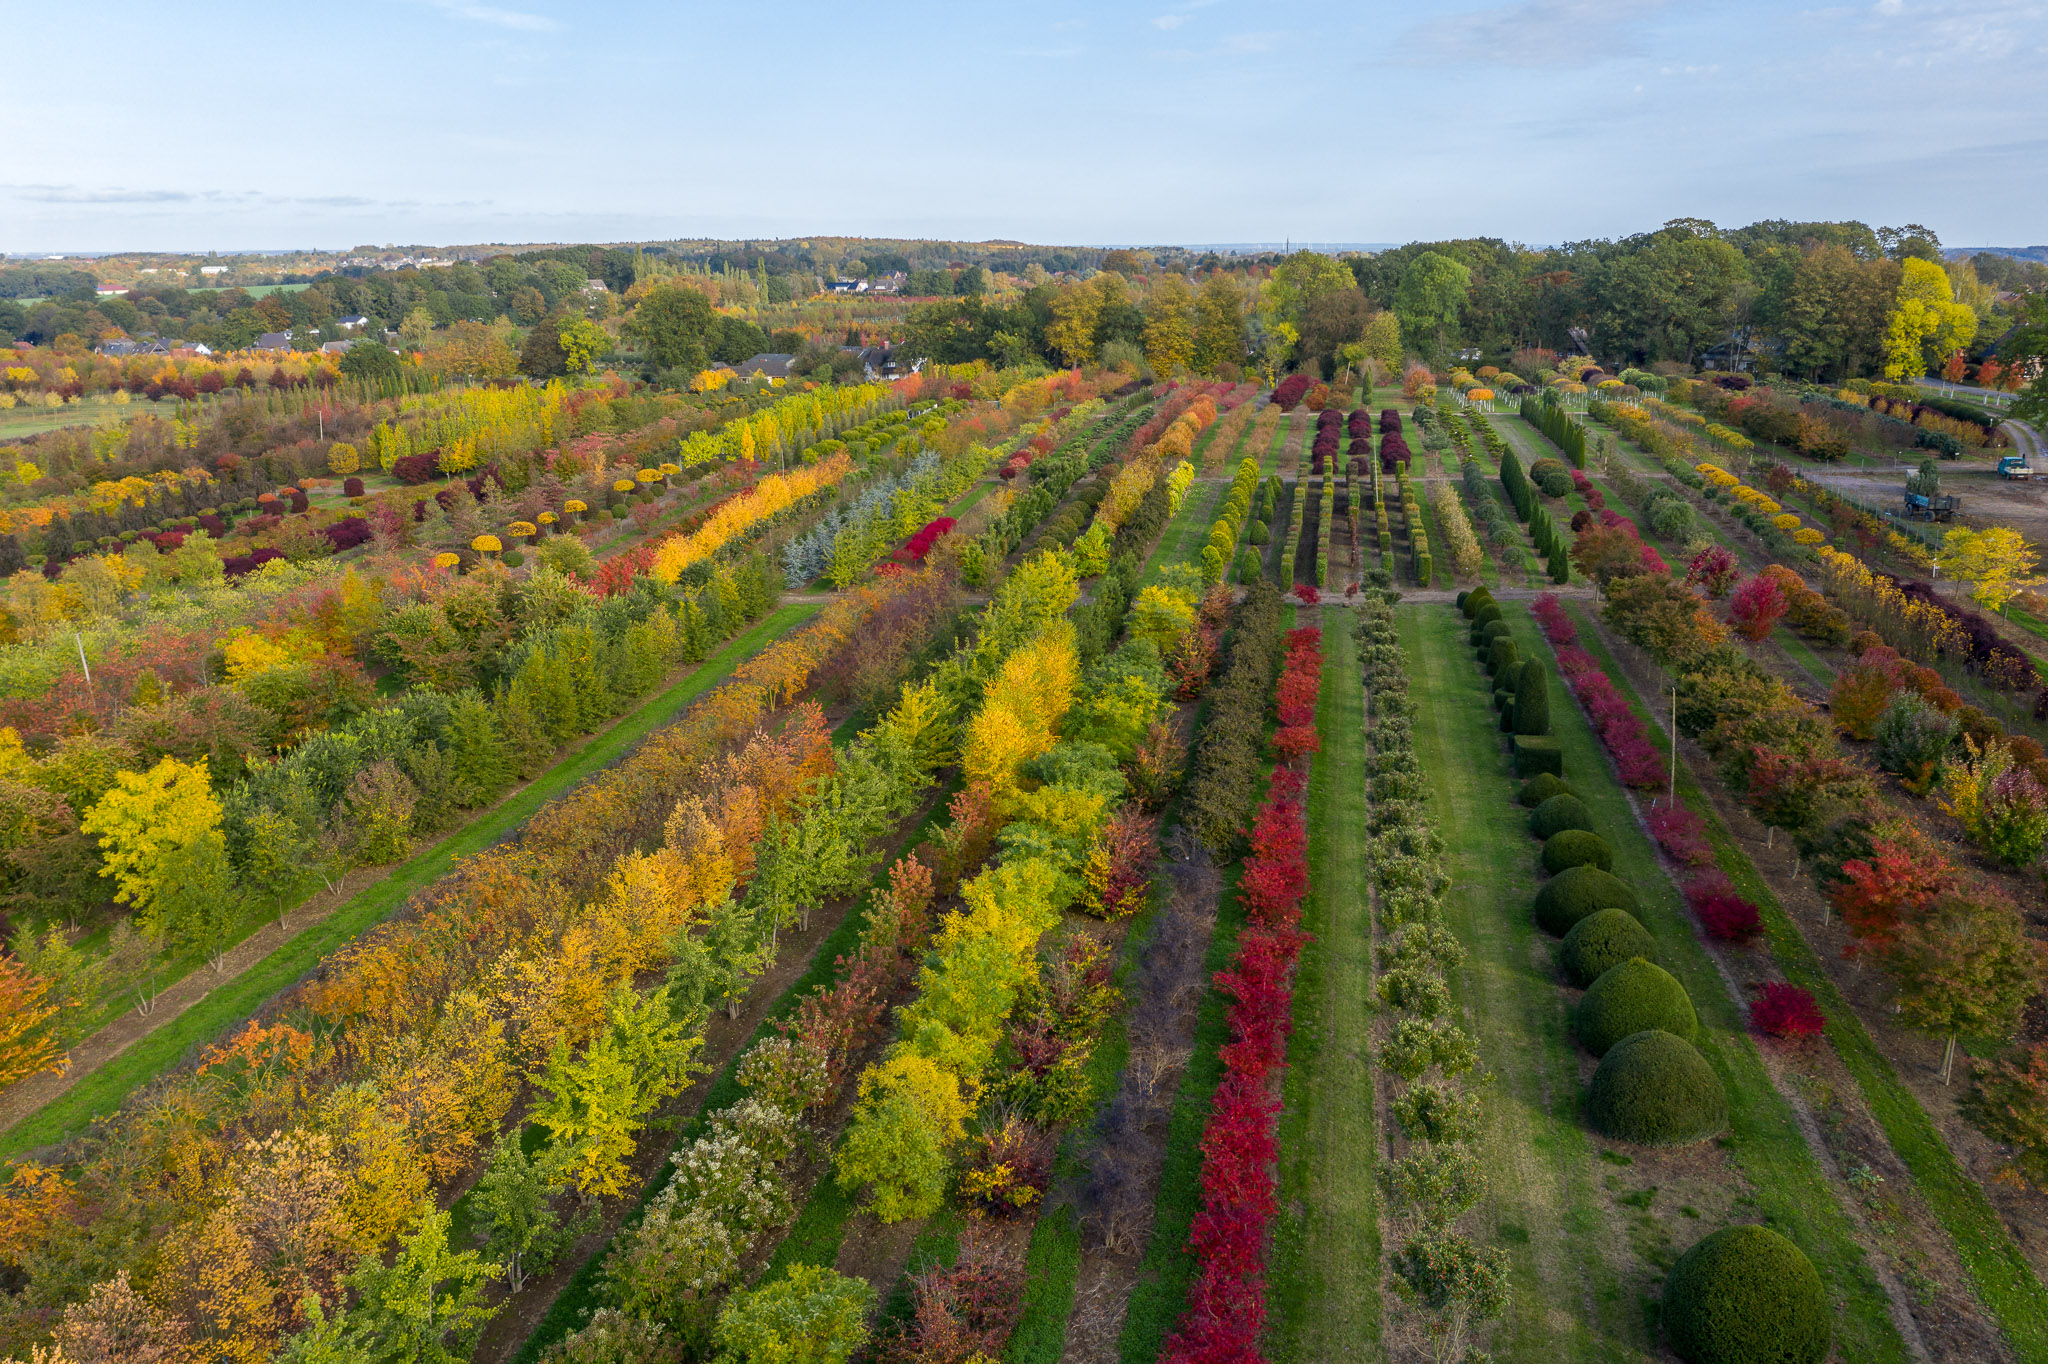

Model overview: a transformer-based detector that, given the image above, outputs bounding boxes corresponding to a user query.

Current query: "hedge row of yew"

[1456,594,1831,1364]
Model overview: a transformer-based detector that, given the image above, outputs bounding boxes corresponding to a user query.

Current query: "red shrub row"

[895,516,957,562]
[1164,636,1322,1364]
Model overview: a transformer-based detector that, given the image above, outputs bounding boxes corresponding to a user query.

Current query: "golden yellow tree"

[1143,274,1197,376]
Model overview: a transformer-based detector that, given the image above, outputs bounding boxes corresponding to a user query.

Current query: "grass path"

[1267,608,1383,1362]
[1399,602,1910,1362]
[0,603,820,1159]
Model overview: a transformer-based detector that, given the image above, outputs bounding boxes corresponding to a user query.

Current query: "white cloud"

[1153,14,1188,28]
[419,0,556,32]
[1396,0,1674,68]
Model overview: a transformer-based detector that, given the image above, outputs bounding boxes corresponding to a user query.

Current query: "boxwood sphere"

[1542,829,1613,875]
[1561,908,1655,988]
[1575,957,1697,1055]
[1662,1225,1830,1364]
[1519,773,1573,808]
[1530,793,1596,839]
[1588,1029,1727,1145]
[1534,865,1639,935]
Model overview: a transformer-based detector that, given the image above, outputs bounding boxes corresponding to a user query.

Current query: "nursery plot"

[1394,602,1910,1363]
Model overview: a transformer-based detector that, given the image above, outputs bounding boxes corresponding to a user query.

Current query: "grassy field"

[1266,607,1384,1362]
[0,603,820,1158]
[1396,601,1910,1363]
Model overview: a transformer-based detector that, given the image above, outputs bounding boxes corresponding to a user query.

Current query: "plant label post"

[1669,686,1677,803]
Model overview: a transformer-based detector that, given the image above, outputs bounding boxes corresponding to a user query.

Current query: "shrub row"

[1161,628,1320,1363]
[1360,589,1511,1350]
[1183,580,1285,850]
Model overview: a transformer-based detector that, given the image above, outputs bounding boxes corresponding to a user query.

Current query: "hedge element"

[1512,659,1550,736]
[1518,773,1573,807]
[1575,957,1698,1055]
[1512,736,1563,777]
[1534,865,1638,935]
[1587,1029,1727,1145]
[1661,1225,1831,1364]
[1560,909,1656,988]
[1529,793,1595,840]
[1541,829,1613,874]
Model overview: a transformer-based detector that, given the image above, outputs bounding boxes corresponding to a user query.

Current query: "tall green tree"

[1394,252,1473,364]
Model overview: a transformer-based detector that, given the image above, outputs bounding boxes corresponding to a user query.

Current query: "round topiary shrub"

[1542,829,1613,875]
[1519,773,1573,808]
[1530,793,1595,839]
[1456,589,1470,611]
[1576,957,1697,1055]
[1487,637,1519,677]
[1534,865,1637,935]
[1587,1029,1727,1145]
[1560,908,1655,988]
[1661,1225,1830,1364]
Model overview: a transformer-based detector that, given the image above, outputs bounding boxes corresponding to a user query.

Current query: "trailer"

[1903,491,1959,521]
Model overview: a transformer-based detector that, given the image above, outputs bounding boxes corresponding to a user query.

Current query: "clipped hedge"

[1513,659,1549,736]
[1587,1029,1727,1145]
[1529,792,1595,839]
[1486,637,1519,677]
[1541,829,1612,874]
[1661,1225,1831,1364]
[1513,736,1563,777]
[1534,865,1639,935]
[1462,587,1496,619]
[1575,957,1697,1055]
[1560,909,1655,988]
[1518,773,1573,807]
[1534,864,1639,935]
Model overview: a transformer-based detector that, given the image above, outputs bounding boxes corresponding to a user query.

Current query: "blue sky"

[4,0,2043,253]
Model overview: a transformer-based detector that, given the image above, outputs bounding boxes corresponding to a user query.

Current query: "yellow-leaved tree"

[1938,525,2039,612]
[81,756,223,916]
[1883,257,1979,380]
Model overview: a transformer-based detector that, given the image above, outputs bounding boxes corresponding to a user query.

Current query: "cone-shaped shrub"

[1513,659,1550,736]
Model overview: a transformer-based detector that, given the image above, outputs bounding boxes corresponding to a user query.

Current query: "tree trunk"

[1942,1034,1957,1086]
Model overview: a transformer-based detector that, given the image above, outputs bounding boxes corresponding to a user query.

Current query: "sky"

[3,0,2044,254]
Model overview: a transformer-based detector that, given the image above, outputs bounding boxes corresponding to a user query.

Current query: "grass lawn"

[1,603,820,1159]
[1266,607,1383,1362]
[1398,601,1910,1363]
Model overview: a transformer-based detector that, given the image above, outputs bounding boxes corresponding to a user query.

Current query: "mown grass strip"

[1266,608,1382,1362]
[2,604,819,1161]
[1429,602,1909,1361]
[1561,599,2048,1357]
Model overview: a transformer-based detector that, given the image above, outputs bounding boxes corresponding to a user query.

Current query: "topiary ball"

[1576,957,1697,1055]
[1561,909,1655,988]
[1530,793,1595,839]
[1519,773,1573,808]
[1456,589,1470,611]
[1534,865,1638,935]
[1542,829,1613,875]
[1587,1029,1727,1145]
[1661,1225,1830,1364]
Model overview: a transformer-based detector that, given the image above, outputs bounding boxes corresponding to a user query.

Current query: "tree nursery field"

[3,228,2048,1364]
